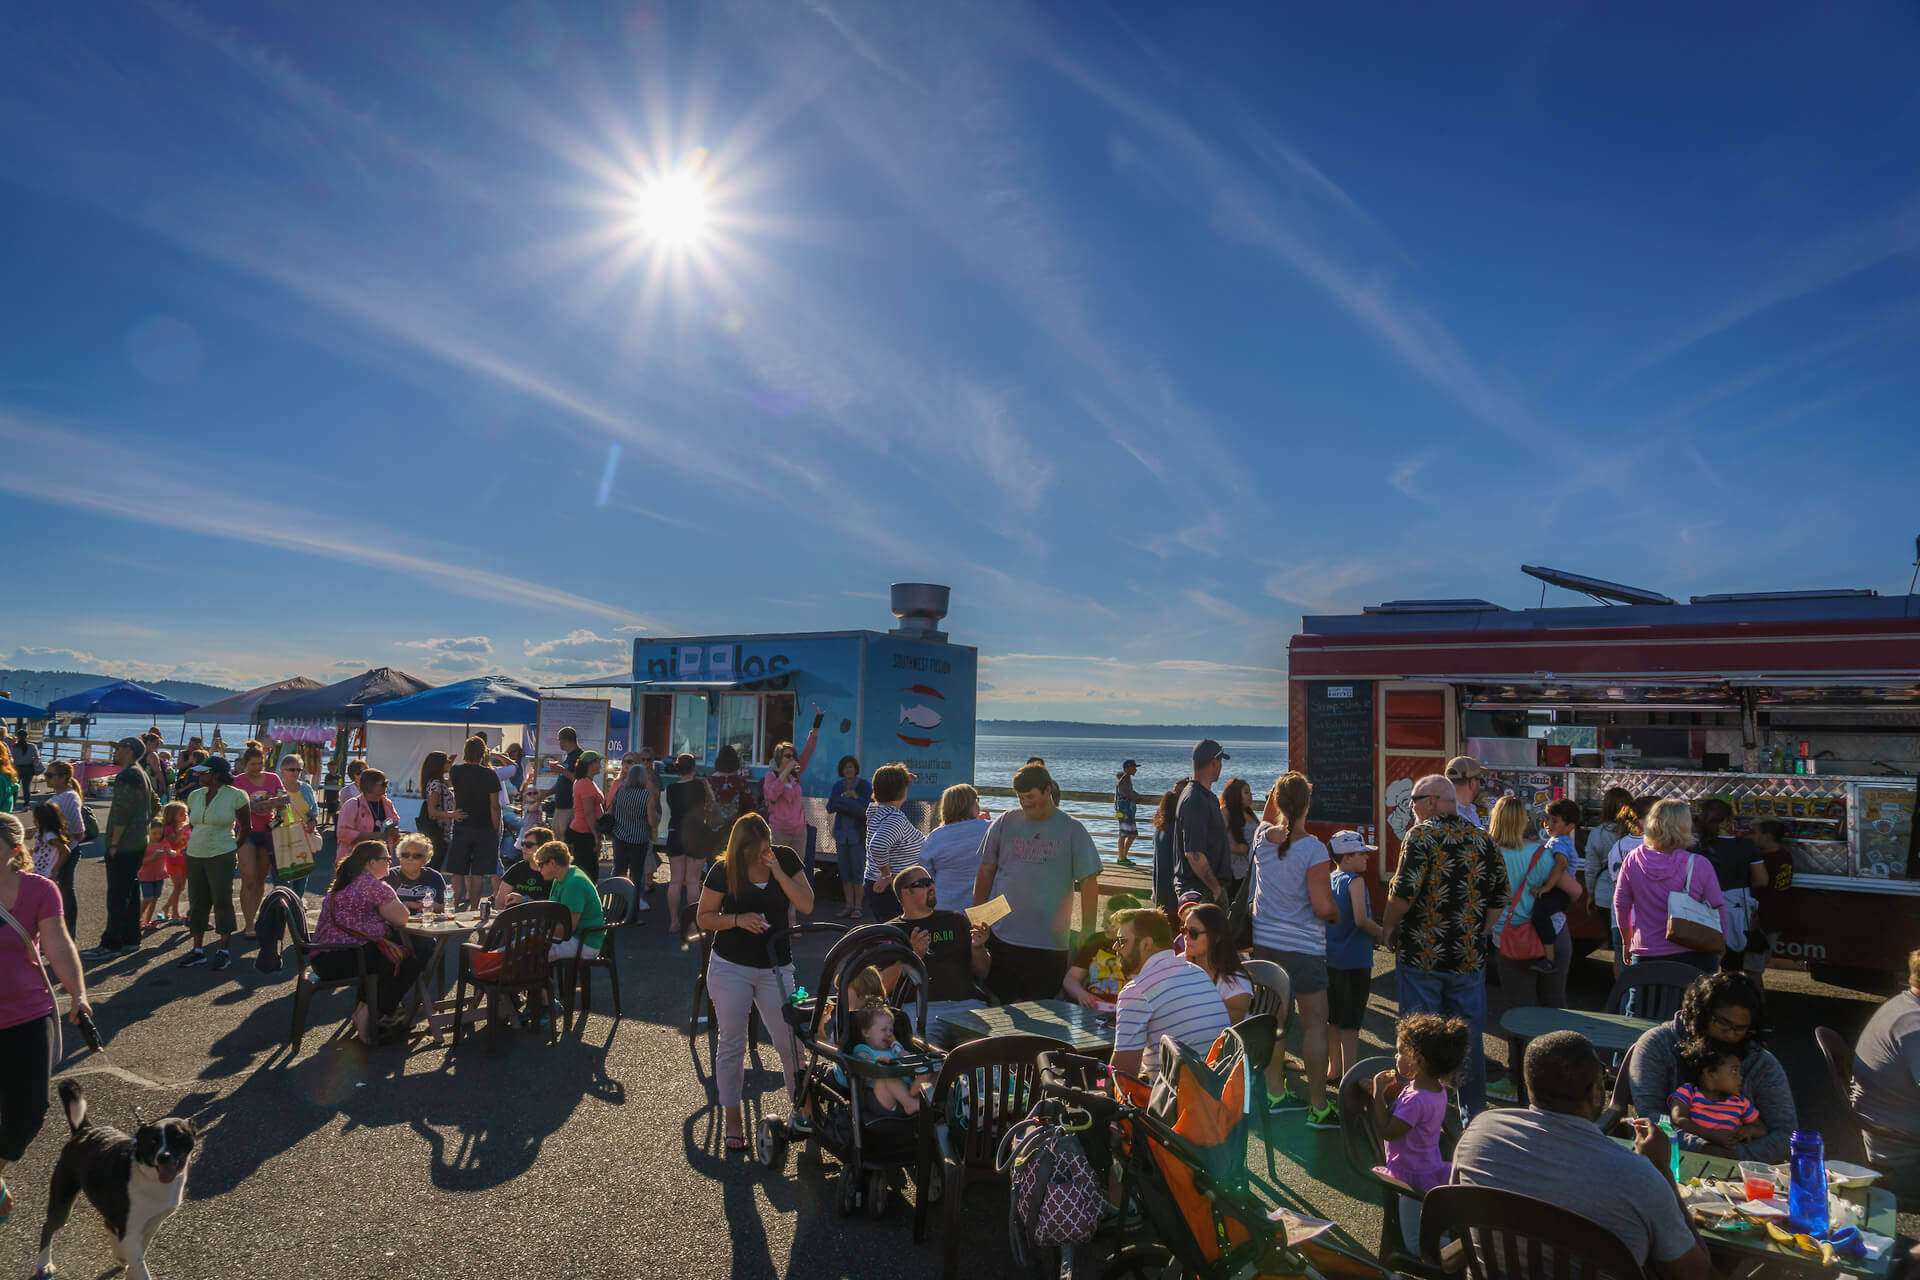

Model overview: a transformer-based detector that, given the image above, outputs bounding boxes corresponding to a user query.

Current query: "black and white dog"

[34,1081,197,1280]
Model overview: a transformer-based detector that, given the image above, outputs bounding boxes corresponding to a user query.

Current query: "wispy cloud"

[0,410,660,630]
[396,636,494,655]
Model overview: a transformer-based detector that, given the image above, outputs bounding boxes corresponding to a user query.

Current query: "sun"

[629,169,711,250]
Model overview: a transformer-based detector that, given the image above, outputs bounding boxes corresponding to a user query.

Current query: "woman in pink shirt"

[1613,798,1727,977]
[566,752,605,884]
[233,746,286,938]
[760,704,824,868]
[0,812,91,1221]
[311,839,421,1045]
[335,769,400,857]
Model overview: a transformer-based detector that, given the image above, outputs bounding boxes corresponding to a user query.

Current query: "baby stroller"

[755,922,945,1223]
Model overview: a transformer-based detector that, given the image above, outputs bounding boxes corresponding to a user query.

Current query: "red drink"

[1743,1176,1775,1202]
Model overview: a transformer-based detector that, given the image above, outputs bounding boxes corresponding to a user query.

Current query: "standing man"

[11,727,39,804]
[1381,774,1509,1118]
[1113,760,1141,868]
[547,726,582,838]
[888,863,992,1046]
[1175,740,1231,904]
[447,734,503,910]
[1445,756,1486,829]
[88,737,155,959]
[974,763,1102,1002]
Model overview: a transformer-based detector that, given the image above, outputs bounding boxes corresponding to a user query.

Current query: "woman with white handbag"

[1611,799,1728,977]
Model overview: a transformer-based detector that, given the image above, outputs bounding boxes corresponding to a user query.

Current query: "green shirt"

[106,765,155,852]
[0,772,15,814]
[550,866,606,949]
[186,785,251,859]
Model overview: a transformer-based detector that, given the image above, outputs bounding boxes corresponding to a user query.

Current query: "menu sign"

[1852,781,1916,881]
[1306,680,1374,825]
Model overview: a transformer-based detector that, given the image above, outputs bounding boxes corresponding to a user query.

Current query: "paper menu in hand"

[965,895,1012,927]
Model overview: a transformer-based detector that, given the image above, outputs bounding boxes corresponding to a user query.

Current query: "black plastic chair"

[925,1032,1071,1280]
[1227,1012,1282,1183]
[1338,1054,1459,1278]
[453,901,570,1057]
[1420,1184,1650,1279]
[563,877,631,1018]
[284,891,380,1052]
[1603,959,1700,1022]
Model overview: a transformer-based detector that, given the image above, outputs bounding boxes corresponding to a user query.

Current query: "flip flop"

[0,1175,10,1225]
[725,1134,748,1152]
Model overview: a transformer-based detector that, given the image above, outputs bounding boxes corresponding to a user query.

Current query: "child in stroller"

[850,1000,936,1115]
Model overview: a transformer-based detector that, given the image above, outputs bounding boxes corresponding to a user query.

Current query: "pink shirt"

[0,873,62,1029]
[1380,1083,1451,1193]
[236,770,286,833]
[761,728,819,832]
[570,778,604,835]
[336,794,397,856]
[1613,846,1727,959]
[313,873,400,946]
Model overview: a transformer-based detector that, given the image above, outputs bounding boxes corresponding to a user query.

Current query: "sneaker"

[210,949,232,971]
[179,948,208,968]
[1529,957,1556,974]
[82,945,120,960]
[1268,1082,1309,1113]
[1306,1102,1341,1130]
[1112,856,1135,868]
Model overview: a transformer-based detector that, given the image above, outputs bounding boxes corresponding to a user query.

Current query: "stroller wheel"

[865,1168,888,1219]
[756,1119,787,1172]
[1100,1244,1173,1280]
[835,1165,860,1216]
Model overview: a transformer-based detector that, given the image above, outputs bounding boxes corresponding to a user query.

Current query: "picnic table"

[1671,1150,1897,1278]
[933,998,1116,1054]
[306,907,488,1044]
[1499,1005,1658,1105]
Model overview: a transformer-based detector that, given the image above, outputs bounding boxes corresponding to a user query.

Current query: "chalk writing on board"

[1307,680,1374,825]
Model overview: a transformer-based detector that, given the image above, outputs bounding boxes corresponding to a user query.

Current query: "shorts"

[139,880,164,900]
[241,829,273,852]
[1115,802,1137,839]
[1255,944,1328,996]
[1326,965,1371,1027]
[445,826,499,877]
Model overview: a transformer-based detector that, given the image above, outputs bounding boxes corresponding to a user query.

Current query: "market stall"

[256,667,435,801]
[184,675,324,735]
[1287,581,1920,984]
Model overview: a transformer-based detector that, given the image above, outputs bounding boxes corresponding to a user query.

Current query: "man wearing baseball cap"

[1174,740,1232,904]
[1381,773,1508,1118]
[88,736,157,959]
[1445,756,1486,829]
[1113,760,1141,868]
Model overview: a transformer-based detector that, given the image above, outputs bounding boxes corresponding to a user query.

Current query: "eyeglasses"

[899,878,933,891]
[1411,793,1447,804]
[400,852,428,861]
[1709,1012,1753,1035]
[1183,926,1206,939]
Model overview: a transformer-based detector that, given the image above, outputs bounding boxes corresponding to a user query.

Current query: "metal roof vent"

[889,583,950,643]
[1689,589,1878,604]
[1362,599,1506,615]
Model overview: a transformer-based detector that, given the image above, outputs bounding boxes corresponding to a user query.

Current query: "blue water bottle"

[1787,1129,1829,1237]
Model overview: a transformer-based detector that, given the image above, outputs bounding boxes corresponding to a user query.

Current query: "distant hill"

[0,668,236,709]
[978,720,1285,740]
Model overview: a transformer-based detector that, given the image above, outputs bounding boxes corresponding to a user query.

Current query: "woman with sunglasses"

[495,826,557,908]
[311,839,423,1045]
[1181,902,1252,1023]
[384,833,448,916]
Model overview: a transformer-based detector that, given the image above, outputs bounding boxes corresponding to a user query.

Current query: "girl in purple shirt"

[1372,1011,1471,1195]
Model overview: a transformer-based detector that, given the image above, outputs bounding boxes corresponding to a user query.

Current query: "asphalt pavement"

[0,834,1909,1279]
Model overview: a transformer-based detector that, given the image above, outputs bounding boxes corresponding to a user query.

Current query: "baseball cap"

[1329,830,1378,855]
[1192,739,1230,766]
[202,756,233,780]
[1121,759,1138,770]
[1445,756,1484,781]
[115,736,146,754]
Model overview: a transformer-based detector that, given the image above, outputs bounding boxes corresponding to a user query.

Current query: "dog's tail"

[58,1079,87,1133]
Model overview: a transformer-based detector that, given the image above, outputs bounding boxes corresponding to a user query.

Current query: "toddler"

[31,801,70,880]
[851,1000,932,1115]
[1372,1012,1471,1195]
[158,801,191,923]
[137,818,171,929]
[1670,1039,1765,1147]
[1528,799,1582,973]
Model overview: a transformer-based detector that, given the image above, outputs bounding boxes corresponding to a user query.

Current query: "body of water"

[976,733,1290,798]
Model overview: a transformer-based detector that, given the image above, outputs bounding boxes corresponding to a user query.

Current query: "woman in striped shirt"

[863,763,922,924]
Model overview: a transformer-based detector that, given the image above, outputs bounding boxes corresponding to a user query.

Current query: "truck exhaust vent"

[889,583,950,643]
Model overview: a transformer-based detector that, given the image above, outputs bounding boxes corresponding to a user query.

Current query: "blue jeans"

[1394,964,1488,1118]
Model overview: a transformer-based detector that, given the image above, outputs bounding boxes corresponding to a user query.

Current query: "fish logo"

[899,687,944,747]
[900,704,944,731]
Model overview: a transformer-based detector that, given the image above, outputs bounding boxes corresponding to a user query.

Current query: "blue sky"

[3,2,1918,723]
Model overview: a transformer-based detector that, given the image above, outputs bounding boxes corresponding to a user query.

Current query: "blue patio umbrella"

[0,694,49,719]
[47,680,196,716]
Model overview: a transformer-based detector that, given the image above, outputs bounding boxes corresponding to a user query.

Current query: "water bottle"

[1787,1129,1829,1237]
[1656,1117,1682,1183]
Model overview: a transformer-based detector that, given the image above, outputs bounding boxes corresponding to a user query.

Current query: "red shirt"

[571,778,605,835]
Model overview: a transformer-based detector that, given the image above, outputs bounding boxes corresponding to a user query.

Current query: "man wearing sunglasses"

[1380,774,1508,1118]
[887,863,991,1048]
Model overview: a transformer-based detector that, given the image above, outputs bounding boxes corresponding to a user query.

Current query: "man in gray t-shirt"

[1852,952,1920,1196]
[1451,1032,1709,1280]
[974,763,1101,1004]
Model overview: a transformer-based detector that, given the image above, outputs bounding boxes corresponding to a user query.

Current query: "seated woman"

[1181,902,1252,1023]
[495,826,555,908]
[312,839,425,1045]
[1626,970,1794,1162]
[536,841,606,963]
[385,833,448,914]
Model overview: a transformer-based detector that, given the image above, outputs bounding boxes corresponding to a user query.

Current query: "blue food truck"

[573,585,977,870]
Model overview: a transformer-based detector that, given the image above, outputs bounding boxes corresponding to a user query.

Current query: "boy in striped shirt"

[1669,1040,1765,1147]
[1110,907,1229,1081]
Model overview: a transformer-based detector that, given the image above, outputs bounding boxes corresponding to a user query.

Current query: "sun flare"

[629,170,711,250]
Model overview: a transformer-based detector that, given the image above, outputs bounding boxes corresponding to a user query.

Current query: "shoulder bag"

[1497,846,1547,962]
[0,896,64,1075]
[1664,854,1726,954]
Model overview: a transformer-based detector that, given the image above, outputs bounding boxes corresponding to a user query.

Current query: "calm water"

[976,733,1289,798]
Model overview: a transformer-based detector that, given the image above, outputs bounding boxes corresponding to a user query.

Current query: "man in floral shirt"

[1382,773,1509,1118]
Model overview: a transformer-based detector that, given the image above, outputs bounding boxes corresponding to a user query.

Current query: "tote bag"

[1664,854,1725,954]
[270,819,318,882]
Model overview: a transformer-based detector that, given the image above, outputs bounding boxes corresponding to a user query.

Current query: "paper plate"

[1827,1161,1881,1188]
[1738,1199,1789,1219]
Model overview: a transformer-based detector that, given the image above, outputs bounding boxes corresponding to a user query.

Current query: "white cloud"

[396,636,493,655]
[522,631,627,680]
[614,625,649,634]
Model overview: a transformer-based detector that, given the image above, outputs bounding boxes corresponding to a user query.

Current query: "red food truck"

[1286,571,1920,989]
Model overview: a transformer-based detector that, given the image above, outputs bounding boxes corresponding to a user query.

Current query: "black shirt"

[500,859,549,902]
[1176,780,1231,885]
[898,908,977,1002]
[449,762,499,831]
[1696,835,1761,894]
[703,846,805,968]
[667,778,705,855]
[386,866,449,909]
[549,748,582,804]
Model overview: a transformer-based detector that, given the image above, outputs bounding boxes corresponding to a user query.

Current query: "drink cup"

[1740,1161,1777,1201]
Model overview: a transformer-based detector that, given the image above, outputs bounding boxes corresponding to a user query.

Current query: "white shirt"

[1113,948,1231,1078]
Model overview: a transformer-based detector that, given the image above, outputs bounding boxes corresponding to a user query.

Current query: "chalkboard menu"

[1306,681,1375,825]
